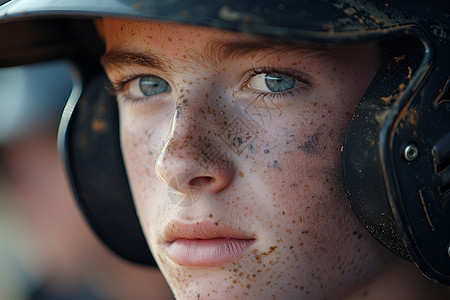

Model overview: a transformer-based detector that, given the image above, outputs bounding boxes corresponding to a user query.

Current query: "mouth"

[163,220,255,267]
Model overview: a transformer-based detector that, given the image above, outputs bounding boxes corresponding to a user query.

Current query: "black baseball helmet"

[0,0,449,284]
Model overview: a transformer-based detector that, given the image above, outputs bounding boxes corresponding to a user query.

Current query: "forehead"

[101,17,338,56]
[102,18,249,51]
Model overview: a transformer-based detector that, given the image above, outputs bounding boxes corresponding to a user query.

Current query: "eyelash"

[241,66,314,100]
[108,73,167,104]
[108,74,146,96]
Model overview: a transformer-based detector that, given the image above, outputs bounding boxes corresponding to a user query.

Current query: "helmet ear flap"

[59,72,156,266]
[342,38,425,261]
[343,30,450,284]
[342,51,416,261]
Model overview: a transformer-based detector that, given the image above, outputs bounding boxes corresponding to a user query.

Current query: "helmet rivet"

[404,144,419,161]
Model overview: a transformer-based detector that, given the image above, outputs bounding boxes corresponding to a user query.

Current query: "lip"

[163,220,255,267]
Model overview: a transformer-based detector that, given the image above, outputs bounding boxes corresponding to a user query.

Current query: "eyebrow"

[101,50,166,70]
[197,40,332,68]
[206,40,332,60]
[100,39,332,71]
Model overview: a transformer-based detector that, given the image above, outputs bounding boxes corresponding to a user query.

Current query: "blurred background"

[0,60,172,300]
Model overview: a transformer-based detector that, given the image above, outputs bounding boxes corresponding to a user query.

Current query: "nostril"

[189,176,215,188]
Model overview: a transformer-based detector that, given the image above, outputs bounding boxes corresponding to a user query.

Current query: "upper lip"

[163,220,255,242]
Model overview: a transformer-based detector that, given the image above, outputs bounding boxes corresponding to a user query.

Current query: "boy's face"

[102,18,396,299]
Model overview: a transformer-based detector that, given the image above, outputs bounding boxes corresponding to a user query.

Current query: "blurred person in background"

[0,60,172,300]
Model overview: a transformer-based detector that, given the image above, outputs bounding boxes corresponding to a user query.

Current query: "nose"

[155,97,234,195]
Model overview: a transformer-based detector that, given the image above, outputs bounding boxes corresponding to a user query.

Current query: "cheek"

[264,94,356,231]
[250,138,388,296]
[119,106,169,217]
[257,126,348,250]
[244,80,386,278]
[234,143,390,298]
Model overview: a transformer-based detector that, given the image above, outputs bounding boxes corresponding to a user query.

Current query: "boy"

[0,0,449,299]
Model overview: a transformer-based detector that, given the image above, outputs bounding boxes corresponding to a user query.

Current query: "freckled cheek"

[266,169,355,257]
[262,123,361,266]
[119,118,169,200]
[121,125,172,246]
[257,133,350,241]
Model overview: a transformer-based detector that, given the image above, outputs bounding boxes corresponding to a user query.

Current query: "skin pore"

[100,18,448,299]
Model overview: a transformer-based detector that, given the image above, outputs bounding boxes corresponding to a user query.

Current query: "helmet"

[0,0,449,284]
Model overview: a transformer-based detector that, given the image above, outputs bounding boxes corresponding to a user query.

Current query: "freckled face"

[102,18,395,299]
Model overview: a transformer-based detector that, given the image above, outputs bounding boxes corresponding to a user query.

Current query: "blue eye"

[264,73,296,92]
[247,72,300,93]
[126,75,171,98]
[139,75,170,96]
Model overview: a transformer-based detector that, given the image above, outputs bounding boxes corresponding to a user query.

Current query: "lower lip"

[165,238,255,267]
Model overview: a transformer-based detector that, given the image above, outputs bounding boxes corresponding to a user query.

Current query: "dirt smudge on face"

[297,132,322,155]
[252,246,278,263]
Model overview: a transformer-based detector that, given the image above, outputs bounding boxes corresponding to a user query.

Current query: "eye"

[248,72,298,92]
[125,75,171,98]
[245,68,313,95]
